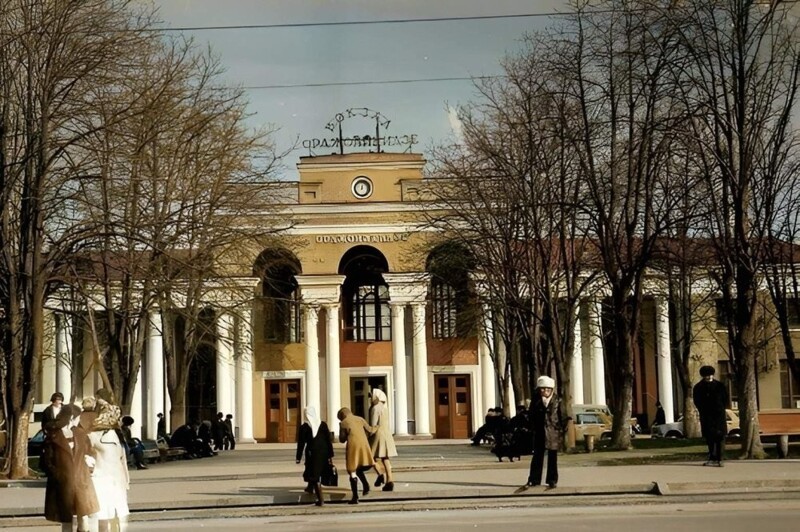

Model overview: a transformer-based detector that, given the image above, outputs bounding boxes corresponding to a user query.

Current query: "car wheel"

[728,429,741,438]
[665,430,683,439]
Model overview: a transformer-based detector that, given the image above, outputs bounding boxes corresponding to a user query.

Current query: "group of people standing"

[296,388,397,506]
[40,391,130,532]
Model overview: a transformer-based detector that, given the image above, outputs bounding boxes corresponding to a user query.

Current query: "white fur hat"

[537,375,555,389]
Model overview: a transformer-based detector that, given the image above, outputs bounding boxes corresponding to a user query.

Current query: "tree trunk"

[8,411,31,479]
[683,393,701,439]
[737,319,765,459]
[169,381,188,429]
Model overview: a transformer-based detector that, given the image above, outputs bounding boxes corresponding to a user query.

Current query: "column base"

[236,437,257,444]
[409,433,433,439]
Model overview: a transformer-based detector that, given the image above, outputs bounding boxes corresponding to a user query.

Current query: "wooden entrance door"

[351,376,387,420]
[265,379,301,443]
[435,374,472,439]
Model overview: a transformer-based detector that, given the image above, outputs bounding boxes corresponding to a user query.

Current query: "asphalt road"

[6,498,799,532]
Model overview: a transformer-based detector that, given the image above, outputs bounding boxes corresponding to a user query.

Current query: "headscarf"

[304,406,321,436]
[371,388,388,405]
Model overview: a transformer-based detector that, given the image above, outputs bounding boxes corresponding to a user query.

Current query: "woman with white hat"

[526,375,564,489]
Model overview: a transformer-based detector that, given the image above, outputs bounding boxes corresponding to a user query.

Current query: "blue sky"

[150,1,566,179]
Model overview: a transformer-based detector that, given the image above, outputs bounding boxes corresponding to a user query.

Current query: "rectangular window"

[348,285,391,342]
[432,283,457,339]
[779,360,800,409]
[263,290,302,344]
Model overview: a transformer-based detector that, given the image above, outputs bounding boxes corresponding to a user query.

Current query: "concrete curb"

[6,478,800,519]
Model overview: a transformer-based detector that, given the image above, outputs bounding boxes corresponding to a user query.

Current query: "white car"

[651,409,740,438]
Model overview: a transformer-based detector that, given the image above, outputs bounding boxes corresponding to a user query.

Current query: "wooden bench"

[758,410,800,458]
[156,437,187,462]
[141,440,161,464]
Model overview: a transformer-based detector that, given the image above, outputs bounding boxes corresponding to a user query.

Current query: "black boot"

[374,473,385,487]
[348,477,359,504]
[382,481,394,492]
[356,470,370,495]
[303,482,314,494]
[313,483,323,506]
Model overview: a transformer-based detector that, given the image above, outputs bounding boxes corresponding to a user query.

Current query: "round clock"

[351,176,373,199]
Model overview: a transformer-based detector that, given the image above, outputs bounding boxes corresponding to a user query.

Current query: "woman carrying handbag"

[295,406,333,506]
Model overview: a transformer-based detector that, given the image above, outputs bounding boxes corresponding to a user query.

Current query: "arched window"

[255,249,302,344]
[427,242,475,339]
[340,246,391,342]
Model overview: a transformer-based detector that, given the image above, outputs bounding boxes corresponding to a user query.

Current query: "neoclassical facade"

[36,151,800,441]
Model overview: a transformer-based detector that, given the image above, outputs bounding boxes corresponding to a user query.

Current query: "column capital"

[296,275,345,306]
[385,272,429,303]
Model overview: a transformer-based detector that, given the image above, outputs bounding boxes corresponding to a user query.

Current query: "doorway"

[350,376,387,420]
[435,374,472,439]
[265,379,301,443]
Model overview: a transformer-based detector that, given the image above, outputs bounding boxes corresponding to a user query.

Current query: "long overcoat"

[296,421,334,482]
[338,412,376,473]
[530,394,564,451]
[88,429,130,520]
[693,379,729,439]
[42,426,100,523]
[369,401,397,459]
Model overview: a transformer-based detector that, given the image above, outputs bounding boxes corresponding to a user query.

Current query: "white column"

[236,312,255,442]
[589,301,607,405]
[164,385,172,434]
[324,304,341,432]
[145,312,164,440]
[216,312,235,417]
[570,303,585,405]
[390,302,409,436]
[411,303,430,436]
[130,365,143,439]
[55,314,72,401]
[304,305,321,414]
[656,297,675,423]
[479,305,497,414]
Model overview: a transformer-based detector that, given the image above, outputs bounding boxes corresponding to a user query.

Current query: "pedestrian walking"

[85,397,130,532]
[295,406,334,506]
[368,389,398,492]
[525,375,565,489]
[693,365,729,466]
[41,404,100,532]
[337,407,377,504]
[224,414,236,450]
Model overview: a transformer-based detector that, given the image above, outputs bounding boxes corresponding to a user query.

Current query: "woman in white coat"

[368,389,398,491]
[85,397,130,532]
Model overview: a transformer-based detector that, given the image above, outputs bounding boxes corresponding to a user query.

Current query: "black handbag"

[321,463,338,487]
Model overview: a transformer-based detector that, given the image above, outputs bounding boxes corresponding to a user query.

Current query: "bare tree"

[0,0,155,478]
[552,1,684,449]
[663,0,800,458]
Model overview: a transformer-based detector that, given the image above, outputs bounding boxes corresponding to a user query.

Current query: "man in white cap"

[525,375,564,489]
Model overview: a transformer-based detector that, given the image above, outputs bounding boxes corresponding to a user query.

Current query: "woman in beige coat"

[337,407,376,504]
[369,389,398,491]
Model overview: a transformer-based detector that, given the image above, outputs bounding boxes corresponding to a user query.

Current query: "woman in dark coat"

[42,403,100,532]
[526,375,565,489]
[693,365,729,466]
[295,406,333,506]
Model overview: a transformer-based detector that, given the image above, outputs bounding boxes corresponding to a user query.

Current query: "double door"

[265,379,301,443]
[435,374,472,439]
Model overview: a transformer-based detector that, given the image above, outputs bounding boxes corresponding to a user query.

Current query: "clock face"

[351,176,373,199]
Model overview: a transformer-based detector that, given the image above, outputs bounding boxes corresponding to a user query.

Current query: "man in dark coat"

[212,412,226,451]
[526,375,564,489]
[156,413,167,440]
[693,365,729,466]
[224,414,236,450]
